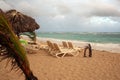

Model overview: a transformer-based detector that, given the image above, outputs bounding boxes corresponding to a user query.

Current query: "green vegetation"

[0,9,37,80]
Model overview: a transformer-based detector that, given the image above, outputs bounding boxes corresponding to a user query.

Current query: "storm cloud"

[0,0,120,32]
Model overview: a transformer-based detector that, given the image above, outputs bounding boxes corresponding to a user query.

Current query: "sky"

[0,0,120,32]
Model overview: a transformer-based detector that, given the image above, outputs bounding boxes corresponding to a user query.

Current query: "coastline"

[36,37,120,53]
[1,35,120,80]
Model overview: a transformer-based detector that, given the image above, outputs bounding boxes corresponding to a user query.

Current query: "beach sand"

[0,39,120,80]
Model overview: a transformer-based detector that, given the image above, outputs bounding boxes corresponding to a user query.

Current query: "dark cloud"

[90,3,120,17]
[0,0,120,32]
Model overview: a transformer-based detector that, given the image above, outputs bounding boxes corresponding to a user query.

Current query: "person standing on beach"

[83,43,92,57]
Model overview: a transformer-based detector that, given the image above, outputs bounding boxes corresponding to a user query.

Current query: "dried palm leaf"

[0,9,38,80]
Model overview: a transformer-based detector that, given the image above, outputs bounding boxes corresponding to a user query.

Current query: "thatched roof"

[5,9,40,35]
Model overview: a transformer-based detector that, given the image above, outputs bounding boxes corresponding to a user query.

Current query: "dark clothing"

[83,43,92,57]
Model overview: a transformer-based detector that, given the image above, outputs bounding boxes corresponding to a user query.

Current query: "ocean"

[36,32,120,53]
[37,32,120,44]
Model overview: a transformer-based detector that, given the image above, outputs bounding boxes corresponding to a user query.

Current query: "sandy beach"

[1,0,120,80]
[0,38,120,80]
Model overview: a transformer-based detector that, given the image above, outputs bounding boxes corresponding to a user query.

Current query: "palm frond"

[0,9,37,80]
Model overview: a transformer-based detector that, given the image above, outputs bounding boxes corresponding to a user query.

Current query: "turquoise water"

[36,32,120,44]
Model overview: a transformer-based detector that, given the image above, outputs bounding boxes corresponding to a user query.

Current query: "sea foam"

[37,37,120,53]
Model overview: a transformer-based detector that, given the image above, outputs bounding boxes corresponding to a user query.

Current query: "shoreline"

[36,37,120,53]
[1,36,120,80]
